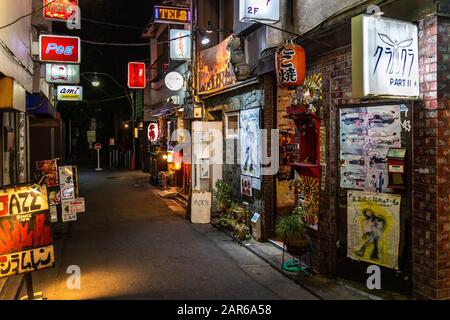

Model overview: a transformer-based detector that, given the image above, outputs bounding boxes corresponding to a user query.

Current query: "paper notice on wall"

[61,201,77,222]
[58,166,74,186]
[61,185,75,201]
[69,198,86,214]
[251,177,261,190]
[50,205,58,223]
[347,190,401,269]
[191,192,211,224]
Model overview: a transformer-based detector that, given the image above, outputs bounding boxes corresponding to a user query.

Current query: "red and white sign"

[148,123,160,143]
[94,143,102,151]
[43,0,79,21]
[128,62,146,89]
[39,35,81,64]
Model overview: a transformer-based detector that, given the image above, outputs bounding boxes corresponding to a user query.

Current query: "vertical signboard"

[0,185,55,278]
[170,29,191,60]
[352,14,419,98]
[128,62,146,89]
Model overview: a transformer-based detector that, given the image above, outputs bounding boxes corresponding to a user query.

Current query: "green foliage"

[275,213,306,243]
[213,180,233,211]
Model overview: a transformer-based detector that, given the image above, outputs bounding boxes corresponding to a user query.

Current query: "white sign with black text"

[239,0,280,24]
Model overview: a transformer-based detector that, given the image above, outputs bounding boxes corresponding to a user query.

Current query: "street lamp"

[91,73,101,87]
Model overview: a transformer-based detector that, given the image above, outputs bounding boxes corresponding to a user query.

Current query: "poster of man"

[240,108,261,178]
[347,190,401,269]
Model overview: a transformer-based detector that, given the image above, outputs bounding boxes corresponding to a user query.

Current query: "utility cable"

[0,2,52,30]
[81,17,146,30]
[81,34,191,47]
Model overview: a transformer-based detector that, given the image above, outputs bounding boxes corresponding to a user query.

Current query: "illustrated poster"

[240,108,261,178]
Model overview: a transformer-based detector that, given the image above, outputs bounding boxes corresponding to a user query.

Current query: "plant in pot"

[276,204,311,256]
[212,180,233,216]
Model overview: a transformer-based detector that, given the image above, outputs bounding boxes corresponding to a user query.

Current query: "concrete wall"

[0,0,34,92]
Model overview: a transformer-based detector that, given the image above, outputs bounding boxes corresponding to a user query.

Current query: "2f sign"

[239,0,280,24]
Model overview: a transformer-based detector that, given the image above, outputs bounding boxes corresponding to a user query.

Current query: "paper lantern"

[275,41,306,89]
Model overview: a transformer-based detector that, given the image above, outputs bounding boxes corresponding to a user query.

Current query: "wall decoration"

[200,159,210,179]
[347,190,401,269]
[240,108,261,178]
[0,185,54,277]
[340,105,402,192]
[296,174,320,230]
[197,35,237,94]
[352,14,419,98]
[241,175,253,197]
[50,205,58,223]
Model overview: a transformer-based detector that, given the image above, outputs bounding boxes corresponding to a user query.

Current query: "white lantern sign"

[165,71,184,91]
[170,29,191,60]
[352,14,419,99]
[239,0,280,24]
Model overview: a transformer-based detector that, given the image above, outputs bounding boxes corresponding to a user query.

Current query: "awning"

[0,77,26,112]
[143,100,178,121]
[26,93,56,118]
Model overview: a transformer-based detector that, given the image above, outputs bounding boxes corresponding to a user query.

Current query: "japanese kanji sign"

[275,41,306,88]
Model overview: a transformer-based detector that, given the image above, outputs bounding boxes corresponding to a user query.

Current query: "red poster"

[39,35,81,64]
[43,0,79,21]
[128,62,146,89]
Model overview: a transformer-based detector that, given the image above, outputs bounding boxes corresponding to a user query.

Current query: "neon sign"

[154,6,191,24]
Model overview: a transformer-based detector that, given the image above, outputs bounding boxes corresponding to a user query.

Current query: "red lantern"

[275,41,306,89]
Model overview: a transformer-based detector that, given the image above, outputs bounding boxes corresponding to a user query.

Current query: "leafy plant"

[213,180,233,212]
[275,213,306,244]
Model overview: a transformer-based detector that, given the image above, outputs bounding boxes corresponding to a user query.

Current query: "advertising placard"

[39,35,81,64]
[46,64,80,84]
[57,85,83,101]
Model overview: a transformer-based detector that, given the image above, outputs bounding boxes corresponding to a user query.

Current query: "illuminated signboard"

[148,122,160,143]
[57,85,83,101]
[239,0,280,24]
[170,29,191,60]
[39,35,81,64]
[352,14,419,98]
[165,71,184,91]
[43,0,78,21]
[45,64,80,84]
[128,62,146,89]
[154,5,191,24]
[0,185,55,278]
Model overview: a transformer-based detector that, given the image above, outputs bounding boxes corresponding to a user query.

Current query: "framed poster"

[240,108,261,178]
[241,175,252,197]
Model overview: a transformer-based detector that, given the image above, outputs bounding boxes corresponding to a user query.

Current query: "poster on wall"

[36,159,59,187]
[340,105,402,192]
[241,175,253,197]
[240,108,261,178]
[0,185,55,277]
[296,174,320,230]
[18,112,26,183]
[347,190,401,269]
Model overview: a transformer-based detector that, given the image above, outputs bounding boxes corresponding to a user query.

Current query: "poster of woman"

[240,108,261,178]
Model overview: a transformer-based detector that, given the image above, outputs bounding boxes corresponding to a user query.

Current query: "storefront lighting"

[174,163,182,171]
[201,36,210,45]
[91,73,101,87]
[167,152,174,163]
[162,154,168,160]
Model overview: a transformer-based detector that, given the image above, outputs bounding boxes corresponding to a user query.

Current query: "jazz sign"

[39,35,81,64]
[57,85,83,101]
[239,0,280,24]
[352,14,419,99]
[0,185,55,278]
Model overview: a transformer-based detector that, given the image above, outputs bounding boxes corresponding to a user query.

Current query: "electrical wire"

[81,34,191,47]
[0,1,52,30]
[81,17,146,30]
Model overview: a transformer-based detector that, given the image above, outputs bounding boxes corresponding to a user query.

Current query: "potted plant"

[276,204,311,256]
[212,180,233,216]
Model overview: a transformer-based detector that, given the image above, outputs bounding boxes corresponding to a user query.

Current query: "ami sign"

[39,35,81,64]
[128,62,146,89]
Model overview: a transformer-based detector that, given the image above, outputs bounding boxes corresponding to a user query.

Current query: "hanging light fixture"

[91,72,101,87]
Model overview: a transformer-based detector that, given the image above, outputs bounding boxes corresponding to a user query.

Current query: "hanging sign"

[165,71,184,91]
[45,63,80,84]
[352,14,419,98]
[170,29,191,60]
[39,35,81,64]
[43,0,79,21]
[128,62,146,89]
[0,185,55,278]
[275,41,306,88]
[154,5,190,24]
[239,0,280,24]
[148,122,160,143]
[57,85,83,101]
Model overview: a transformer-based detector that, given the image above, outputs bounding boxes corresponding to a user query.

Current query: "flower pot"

[286,233,310,256]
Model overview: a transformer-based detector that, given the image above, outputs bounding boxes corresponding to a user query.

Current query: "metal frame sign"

[170,29,191,60]
[43,0,79,21]
[352,14,419,99]
[45,63,80,84]
[0,185,55,278]
[128,62,146,89]
[39,35,81,64]
[57,85,83,101]
[239,0,280,24]
[154,5,191,24]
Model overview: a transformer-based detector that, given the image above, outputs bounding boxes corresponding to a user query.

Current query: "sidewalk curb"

[210,223,384,301]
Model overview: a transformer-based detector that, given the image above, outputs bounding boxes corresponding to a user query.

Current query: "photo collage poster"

[340,105,402,192]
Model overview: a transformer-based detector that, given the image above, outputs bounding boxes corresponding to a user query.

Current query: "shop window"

[225,112,239,139]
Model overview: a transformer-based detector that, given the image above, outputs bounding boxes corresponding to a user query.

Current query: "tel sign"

[39,35,81,64]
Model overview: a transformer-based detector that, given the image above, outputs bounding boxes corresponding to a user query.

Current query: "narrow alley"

[31,170,316,300]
